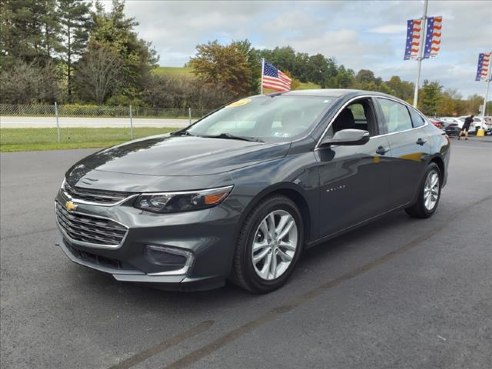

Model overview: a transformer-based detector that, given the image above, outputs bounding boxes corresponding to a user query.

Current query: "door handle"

[416,138,427,145]
[376,146,389,155]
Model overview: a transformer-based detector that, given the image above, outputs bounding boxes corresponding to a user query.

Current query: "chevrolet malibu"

[55,89,450,293]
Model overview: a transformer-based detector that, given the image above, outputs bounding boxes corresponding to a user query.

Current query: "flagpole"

[260,58,265,94]
[413,0,429,108]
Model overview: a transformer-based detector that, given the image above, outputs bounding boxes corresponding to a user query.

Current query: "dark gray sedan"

[55,89,450,293]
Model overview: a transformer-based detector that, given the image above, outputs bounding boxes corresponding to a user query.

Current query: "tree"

[231,39,261,94]
[73,44,123,104]
[304,54,337,88]
[0,0,60,67]
[291,52,308,81]
[461,94,483,115]
[386,76,414,102]
[57,0,91,100]
[356,69,377,84]
[141,74,231,110]
[437,89,459,116]
[258,46,297,75]
[189,41,252,98]
[0,61,60,104]
[419,80,442,116]
[334,66,355,88]
[88,0,158,102]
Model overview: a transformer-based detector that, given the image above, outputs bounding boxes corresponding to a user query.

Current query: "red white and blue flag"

[404,19,423,60]
[404,16,442,60]
[262,60,291,92]
[476,52,491,81]
[423,16,442,58]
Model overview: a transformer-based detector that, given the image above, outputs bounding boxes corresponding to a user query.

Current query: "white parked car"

[439,117,461,125]
[456,116,489,133]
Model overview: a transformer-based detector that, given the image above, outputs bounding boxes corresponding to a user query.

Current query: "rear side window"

[378,98,413,133]
[409,108,426,127]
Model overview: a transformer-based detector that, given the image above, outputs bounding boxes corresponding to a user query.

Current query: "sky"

[115,0,491,98]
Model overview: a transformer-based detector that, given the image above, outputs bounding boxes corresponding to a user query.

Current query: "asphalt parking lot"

[1,137,491,369]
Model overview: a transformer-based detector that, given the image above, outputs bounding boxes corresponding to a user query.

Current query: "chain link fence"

[0,104,212,118]
[0,104,213,148]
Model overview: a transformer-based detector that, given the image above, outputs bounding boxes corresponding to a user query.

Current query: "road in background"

[0,116,192,128]
[1,138,491,369]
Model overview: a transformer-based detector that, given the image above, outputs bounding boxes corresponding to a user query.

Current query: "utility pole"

[260,58,265,95]
[413,0,429,108]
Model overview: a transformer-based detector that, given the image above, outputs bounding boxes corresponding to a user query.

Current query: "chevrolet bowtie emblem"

[65,201,78,212]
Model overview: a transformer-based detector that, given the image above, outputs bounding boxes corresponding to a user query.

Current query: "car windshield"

[186,95,334,142]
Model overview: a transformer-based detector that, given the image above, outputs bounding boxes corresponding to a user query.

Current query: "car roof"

[279,89,392,98]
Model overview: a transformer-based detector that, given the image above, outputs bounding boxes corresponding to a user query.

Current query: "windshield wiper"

[203,133,263,142]
[170,130,194,137]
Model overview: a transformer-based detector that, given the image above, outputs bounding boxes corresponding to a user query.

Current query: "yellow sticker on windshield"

[227,98,251,108]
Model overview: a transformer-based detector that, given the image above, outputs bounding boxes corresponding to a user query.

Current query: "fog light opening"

[145,245,194,276]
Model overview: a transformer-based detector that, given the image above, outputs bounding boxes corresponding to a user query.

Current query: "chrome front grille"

[55,202,128,247]
[63,182,133,205]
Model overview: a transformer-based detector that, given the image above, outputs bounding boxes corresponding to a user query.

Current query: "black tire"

[230,195,304,294]
[405,163,442,218]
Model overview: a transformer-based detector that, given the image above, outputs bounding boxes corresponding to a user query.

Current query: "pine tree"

[57,0,91,100]
[0,0,59,67]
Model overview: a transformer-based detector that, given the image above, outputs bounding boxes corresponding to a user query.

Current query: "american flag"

[423,16,442,58]
[262,60,292,92]
[476,52,491,81]
[404,19,422,60]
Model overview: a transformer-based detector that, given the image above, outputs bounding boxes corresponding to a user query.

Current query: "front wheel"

[230,195,304,293]
[405,163,442,218]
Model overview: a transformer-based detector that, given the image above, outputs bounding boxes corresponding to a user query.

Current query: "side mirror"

[320,129,370,147]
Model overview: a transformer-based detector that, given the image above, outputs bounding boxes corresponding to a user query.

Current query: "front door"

[315,98,392,239]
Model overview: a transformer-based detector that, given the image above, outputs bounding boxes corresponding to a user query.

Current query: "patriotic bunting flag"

[423,16,442,58]
[476,53,491,81]
[404,16,442,60]
[404,19,422,60]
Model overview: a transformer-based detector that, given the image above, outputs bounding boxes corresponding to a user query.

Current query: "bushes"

[141,74,231,111]
[0,62,60,104]
[59,104,128,117]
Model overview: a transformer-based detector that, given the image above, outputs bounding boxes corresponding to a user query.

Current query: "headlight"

[134,185,233,213]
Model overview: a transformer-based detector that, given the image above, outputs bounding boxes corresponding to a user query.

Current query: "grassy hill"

[152,66,193,76]
[296,81,321,90]
[153,66,321,90]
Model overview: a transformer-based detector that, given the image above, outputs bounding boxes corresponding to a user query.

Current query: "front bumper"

[56,237,225,290]
[54,190,242,290]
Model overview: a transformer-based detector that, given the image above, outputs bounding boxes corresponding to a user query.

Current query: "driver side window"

[329,99,377,137]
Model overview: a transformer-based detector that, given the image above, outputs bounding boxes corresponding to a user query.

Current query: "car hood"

[68,135,290,178]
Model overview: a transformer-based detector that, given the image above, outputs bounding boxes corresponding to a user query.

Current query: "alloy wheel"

[423,169,440,211]
[251,210,298,281]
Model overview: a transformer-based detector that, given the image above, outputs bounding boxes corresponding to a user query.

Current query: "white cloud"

[118,0,492,98]
[369,24,405,34]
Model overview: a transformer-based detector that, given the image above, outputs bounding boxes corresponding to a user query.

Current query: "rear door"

[375,98,431,207]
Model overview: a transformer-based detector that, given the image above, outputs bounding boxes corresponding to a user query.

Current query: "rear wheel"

[405,163,441,218]
[231,195,304,293]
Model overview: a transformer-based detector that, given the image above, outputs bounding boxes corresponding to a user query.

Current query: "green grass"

[296,81,321,90]
[0,127,177,152]
[152,66,194,77]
